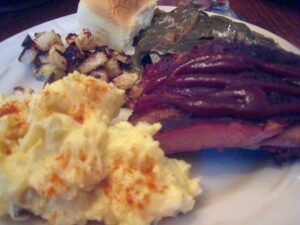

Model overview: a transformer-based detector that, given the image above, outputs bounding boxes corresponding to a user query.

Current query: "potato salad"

[0,72,201,225]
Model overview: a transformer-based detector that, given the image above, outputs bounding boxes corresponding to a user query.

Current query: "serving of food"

[0,0,299,225]
[0,72,200,225]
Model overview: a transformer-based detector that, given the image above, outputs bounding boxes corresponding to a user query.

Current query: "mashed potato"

[0,72,201,225]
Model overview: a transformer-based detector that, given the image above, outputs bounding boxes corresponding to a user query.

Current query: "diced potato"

[37,52,50,64]
[46,71,66,84]
[76,29,98,51]
[113,72,140,90]
[13,87,34,96]
[48,44,67,70]
[113,52,130,64]
[64,44,84,70]
[21,35,35,48]
[89,69,109,82]
[104,58,122,79]
[19,29,137,88]
[33,64,66,80]
[65,33,78,45]
[77,52,108,74]
[34,31,63,51]
[18,47,39,65]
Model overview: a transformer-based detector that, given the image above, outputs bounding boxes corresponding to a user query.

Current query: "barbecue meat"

[129,41,300,161]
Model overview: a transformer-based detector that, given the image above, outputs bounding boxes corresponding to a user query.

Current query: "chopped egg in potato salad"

[0,72,201,225]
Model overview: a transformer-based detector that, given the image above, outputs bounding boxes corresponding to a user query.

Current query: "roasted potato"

[34,31,63,51]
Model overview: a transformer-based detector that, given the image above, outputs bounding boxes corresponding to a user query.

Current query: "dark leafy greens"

[132,3,277,70]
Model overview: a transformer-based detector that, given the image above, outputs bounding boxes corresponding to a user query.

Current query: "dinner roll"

[77,0,157,55]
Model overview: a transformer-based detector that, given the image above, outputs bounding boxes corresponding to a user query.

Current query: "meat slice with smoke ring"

[129,41,300,161]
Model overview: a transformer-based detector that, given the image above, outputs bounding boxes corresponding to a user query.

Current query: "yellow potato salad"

[0,72,201,225]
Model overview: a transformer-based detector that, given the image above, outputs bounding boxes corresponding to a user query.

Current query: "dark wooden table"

[0,0,299,48]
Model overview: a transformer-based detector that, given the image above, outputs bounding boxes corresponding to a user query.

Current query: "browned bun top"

[83,0,157,26]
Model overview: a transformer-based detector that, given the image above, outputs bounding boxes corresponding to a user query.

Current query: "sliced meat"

[260,126,300,148]
[130,41,300,101]
[154,120,286,154]
[129,41,300,161]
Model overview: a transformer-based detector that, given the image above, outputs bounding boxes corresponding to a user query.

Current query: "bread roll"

[77,0,157,55]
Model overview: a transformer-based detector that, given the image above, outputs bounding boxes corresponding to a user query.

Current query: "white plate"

[0,6,299,225]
